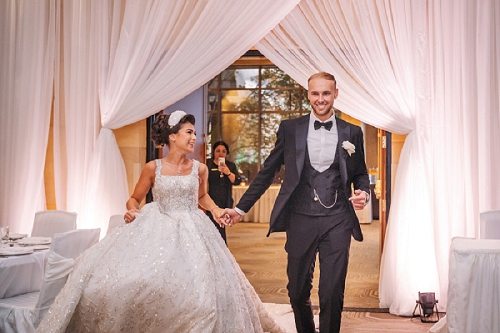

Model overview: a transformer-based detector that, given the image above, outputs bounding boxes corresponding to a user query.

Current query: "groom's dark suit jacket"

[236,114,369,241]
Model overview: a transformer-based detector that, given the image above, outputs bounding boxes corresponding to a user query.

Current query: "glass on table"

[1,226,9,239]
[368,167,378,184]
[1,226,9,243]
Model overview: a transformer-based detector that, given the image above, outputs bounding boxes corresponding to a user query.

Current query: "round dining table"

[0,243,49,299]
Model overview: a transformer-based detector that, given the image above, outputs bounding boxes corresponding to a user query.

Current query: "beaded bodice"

[152,159,199,212]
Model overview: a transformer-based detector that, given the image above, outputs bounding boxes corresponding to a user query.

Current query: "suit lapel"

[336,118,351,185]
[295,115,309,176]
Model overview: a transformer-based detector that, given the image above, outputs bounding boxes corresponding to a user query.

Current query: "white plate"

[17,237,52,245]
[0,247,34,256]
[9,233,28,240]
[32,245,50,251]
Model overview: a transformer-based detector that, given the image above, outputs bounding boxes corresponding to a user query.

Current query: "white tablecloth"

[0,246,48,299]
[232,185,281,222]
[443,237,500,333]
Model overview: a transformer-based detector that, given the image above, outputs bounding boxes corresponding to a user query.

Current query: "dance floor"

[227,221,432,333]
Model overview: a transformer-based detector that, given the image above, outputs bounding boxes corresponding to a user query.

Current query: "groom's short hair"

[308,72,336,85]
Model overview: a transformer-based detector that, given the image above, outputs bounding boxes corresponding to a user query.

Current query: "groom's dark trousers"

[286,211,352,333]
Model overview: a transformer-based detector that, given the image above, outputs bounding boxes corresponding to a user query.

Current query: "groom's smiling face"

[308,77,338,121]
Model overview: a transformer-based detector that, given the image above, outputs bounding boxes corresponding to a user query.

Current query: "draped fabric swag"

[0,0,499,316]
[256,0,500,315]
[0,0,56,234]
[52,0,301,232]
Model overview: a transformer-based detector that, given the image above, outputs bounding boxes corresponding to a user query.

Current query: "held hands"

[226,209,242,225]
[124,208,141,223]
[212,207,232,228]
[349,189,368,210]
[212,208,242,227]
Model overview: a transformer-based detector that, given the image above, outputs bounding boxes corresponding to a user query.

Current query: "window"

[206,66,310,184]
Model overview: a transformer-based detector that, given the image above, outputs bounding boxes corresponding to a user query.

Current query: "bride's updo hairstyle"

[150,111,196,146]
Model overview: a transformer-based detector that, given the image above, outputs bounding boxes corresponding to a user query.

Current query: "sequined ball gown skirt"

[36,159,284,333]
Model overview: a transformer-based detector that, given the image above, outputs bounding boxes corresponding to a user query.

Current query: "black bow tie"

[314,120,333,131]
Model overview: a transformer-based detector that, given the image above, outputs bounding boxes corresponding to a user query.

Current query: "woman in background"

[206,140,241,243]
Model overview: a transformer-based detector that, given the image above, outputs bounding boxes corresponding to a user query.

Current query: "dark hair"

[212,140,229,155]
[150,113,195,146]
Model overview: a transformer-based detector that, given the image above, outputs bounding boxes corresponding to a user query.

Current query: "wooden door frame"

[378,130,391,256]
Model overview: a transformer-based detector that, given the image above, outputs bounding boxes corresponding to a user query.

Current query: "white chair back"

[107,214,126,235]
[479,210,500,239]
[31,210,77,237]
[34,228,100,325]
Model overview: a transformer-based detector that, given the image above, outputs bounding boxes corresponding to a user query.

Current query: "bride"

[36,110,285,333]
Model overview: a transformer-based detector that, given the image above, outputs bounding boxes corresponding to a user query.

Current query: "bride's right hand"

[212,207,233,227]
[124,208,140,223]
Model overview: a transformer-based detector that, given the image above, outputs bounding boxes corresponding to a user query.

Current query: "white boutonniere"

[342,141,355,156]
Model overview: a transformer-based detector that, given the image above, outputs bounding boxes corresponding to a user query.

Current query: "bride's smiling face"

[171,122,196,152]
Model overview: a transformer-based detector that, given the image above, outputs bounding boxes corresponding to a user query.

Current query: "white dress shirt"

[307,114,338,172]
[235,114,357,216]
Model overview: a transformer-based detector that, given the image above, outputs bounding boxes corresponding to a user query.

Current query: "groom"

[227,72,370,333]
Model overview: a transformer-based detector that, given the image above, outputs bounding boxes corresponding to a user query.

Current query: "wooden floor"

[227,220,380,309]
[227,220,434,332]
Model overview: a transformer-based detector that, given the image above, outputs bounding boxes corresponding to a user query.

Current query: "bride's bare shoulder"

[143,160,158,171]
[197,161,208,173]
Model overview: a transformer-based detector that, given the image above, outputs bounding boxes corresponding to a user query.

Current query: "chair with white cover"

[107,214,126,235]
[0,228,100,333]
[31,210,77,237]
[479,210,500,239]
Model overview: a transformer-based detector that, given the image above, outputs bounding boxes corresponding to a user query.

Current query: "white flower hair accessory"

[342,141,356,156]
[167,110,187,127]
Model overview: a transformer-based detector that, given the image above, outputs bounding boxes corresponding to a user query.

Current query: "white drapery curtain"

[256,0,500,315]
[54,0,301,234]
[0,0,56,233]
[2,0,499,316]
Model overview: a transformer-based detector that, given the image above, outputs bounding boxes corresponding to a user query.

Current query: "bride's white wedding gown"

[37,159,285,333]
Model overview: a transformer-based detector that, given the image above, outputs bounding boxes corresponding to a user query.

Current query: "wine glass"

[1,226,9,243]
